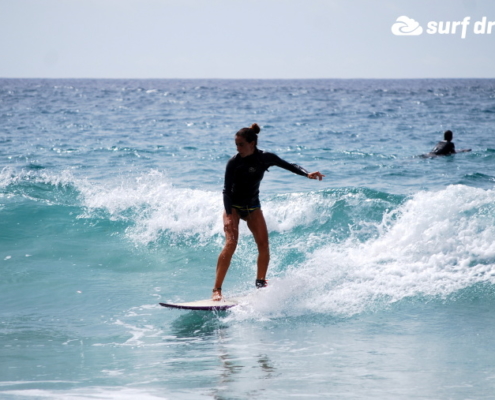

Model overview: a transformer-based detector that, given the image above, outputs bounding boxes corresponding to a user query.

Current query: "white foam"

[230,185,495,319]
[0,166,15,189]
[3,167,337,245]
[75,170,225,244]
[263,191,335,232]
[1,387,169,399]
[0,167,76,189]
[74,170,338,246]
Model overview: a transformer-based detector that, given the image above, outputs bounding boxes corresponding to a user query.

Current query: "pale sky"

[1,0,494,79]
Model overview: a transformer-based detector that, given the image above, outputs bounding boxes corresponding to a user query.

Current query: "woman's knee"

[254,236,269,252]
[223,239,238,254]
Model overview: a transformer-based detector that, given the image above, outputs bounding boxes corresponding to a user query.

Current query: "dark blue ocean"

[1,78,495,399]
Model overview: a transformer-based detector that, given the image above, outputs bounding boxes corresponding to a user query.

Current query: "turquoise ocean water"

[1,79,495,399]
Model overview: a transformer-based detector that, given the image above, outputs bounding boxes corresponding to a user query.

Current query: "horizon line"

[1,76,495,81]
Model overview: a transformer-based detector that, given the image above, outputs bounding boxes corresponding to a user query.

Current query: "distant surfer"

[425,130,471,157]
[212,123,325,301]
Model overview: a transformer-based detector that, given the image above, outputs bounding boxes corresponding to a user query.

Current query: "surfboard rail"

[159,298,241,311]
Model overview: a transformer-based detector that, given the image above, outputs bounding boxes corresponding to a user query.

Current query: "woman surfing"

[213,123,325,300]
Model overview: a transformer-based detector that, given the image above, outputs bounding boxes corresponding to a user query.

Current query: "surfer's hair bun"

[249,123,261,134]
[236,123,261,144]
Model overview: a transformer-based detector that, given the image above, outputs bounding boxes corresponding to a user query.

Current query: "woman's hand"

[308,171,325,181]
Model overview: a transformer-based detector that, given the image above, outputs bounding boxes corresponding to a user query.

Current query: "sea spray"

[230,185,495,319]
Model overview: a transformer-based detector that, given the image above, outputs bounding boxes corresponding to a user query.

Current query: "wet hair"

[444,130,453,141]
[236,123,261,145]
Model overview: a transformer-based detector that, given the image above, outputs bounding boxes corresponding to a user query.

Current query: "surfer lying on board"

[212,123,325,301]
[426,130,471,157]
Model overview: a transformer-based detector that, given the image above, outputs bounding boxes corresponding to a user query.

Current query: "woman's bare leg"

[246,209,270,282]
[213,210,240,300]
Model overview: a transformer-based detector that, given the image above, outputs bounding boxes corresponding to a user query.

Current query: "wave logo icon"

[391,16,423,36]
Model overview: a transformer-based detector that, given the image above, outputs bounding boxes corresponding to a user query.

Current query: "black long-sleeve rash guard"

[432,140,456,156]
[223,149,309,215]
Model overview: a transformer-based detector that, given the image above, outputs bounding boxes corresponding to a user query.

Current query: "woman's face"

[235,135,256,158]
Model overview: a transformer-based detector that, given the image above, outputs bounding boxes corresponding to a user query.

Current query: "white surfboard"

[159,297,243,311]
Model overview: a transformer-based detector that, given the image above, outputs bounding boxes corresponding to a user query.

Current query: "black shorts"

[232,203,261,220]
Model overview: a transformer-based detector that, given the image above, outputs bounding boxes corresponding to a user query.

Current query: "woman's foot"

[212,288,222,301]
[256,279,268,288]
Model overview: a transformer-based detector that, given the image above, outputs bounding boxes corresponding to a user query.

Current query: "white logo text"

[392,16,495,38]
